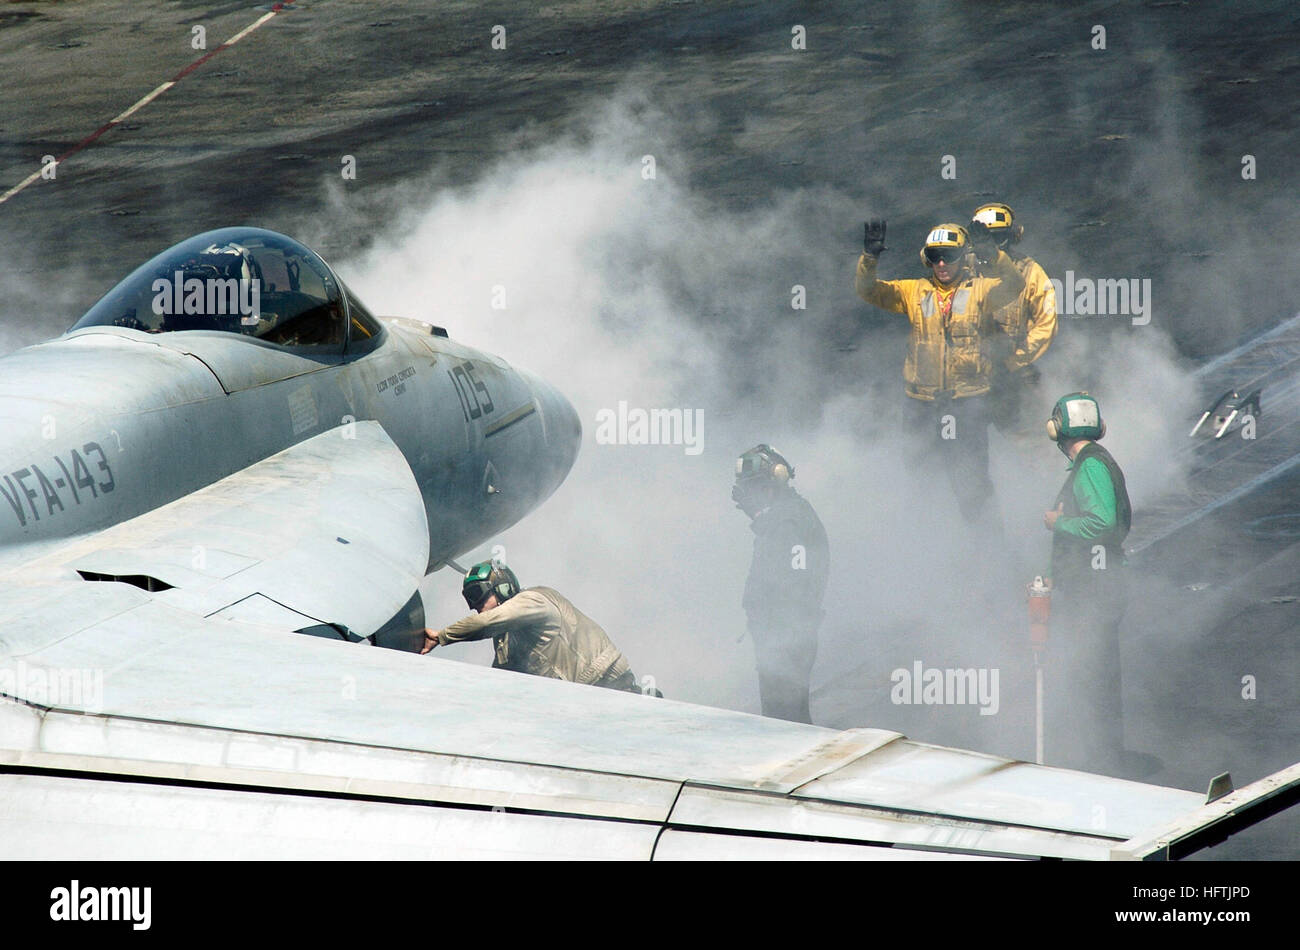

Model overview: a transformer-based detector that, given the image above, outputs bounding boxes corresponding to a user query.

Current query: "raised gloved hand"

[863,219,888,257]
[968,220,998,265]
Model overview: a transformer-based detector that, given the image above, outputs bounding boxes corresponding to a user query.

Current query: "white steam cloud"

[331,95,1199,756]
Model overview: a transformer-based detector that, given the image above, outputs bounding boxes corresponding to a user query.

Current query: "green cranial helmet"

[1047,392,1106,442]
[462,560,520,609]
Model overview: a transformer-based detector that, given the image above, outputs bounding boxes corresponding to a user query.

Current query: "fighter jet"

[0,229,1295,860]
[0,228,580,649]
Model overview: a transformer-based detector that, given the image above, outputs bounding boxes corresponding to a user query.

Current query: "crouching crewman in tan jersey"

[422,560,656,695]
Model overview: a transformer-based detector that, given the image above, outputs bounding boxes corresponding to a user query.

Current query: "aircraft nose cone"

[525,371,582,494]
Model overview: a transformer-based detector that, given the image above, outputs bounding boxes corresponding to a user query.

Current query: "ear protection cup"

[487,564,521,603]
[735,444,794,487]
[1046,417,1060,441]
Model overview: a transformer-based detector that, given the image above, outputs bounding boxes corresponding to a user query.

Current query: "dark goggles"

[463,579,494,609]
[924,245,966,265]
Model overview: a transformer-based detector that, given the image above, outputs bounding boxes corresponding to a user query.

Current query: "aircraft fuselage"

[0,232,580,590]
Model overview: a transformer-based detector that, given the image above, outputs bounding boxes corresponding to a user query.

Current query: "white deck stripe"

[0,8,281,206]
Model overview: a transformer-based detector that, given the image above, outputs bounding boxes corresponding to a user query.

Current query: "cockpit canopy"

[70,228,377,351]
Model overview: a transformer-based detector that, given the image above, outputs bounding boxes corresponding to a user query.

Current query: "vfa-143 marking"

[1,442,115,526]
[0,228,580,619]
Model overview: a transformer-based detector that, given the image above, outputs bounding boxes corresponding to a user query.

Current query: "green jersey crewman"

[422,560,647,694]
[1041,392,1131,774]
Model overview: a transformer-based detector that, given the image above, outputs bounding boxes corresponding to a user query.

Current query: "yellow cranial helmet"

[920,223,973,268]
[971,202,1024,245]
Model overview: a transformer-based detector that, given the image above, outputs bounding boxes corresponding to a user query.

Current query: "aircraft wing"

[3,599,1295,859]
[2,419,1295,860]
[3,420,429,644]
[1129,310,1300,556]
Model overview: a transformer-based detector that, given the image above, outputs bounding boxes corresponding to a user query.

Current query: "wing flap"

[666,784,1119,860]
[790,739,1204,841]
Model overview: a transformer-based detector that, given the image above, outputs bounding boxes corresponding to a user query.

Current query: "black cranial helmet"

[734,444,794,484]
[733,444,794,514]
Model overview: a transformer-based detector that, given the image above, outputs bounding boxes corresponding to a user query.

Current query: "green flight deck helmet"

[462,560,520,610]
[1046,392,1107,443]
